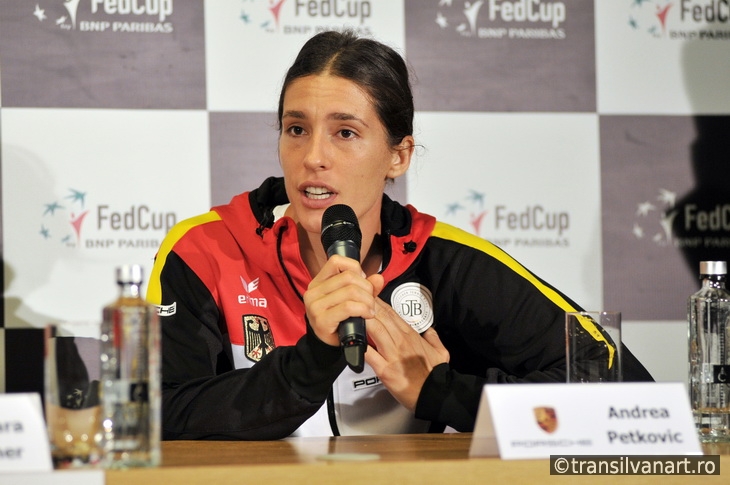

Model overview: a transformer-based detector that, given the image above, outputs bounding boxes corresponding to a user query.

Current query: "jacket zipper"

[275,224,340,436]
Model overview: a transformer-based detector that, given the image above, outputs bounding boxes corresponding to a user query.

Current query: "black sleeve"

[158,251,346,440]
[411,242,654,432]
[415,343,653,432]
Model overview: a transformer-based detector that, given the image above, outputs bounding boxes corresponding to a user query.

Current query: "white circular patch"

[391,283,434,334]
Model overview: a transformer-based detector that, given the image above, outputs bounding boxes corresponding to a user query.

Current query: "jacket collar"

[247,176,414,239]
[215,176,435,289]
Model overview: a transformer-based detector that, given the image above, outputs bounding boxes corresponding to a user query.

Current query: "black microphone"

[320,204,367,373]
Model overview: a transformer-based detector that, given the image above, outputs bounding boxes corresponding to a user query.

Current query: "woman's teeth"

[304,187,332,200]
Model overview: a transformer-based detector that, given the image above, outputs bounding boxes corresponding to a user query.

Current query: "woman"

[147,30,653,440]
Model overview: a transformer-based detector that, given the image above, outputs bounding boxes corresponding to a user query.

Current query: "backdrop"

[1,0,729,394]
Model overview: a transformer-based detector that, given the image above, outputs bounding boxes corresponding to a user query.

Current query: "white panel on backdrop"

[622,320,688,384]
[596,0,730,114]
[408,112,601,311]
[205,0,406,112]
[1,109,211,328]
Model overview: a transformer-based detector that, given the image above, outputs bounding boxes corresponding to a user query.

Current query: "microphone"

[320,204,367,373]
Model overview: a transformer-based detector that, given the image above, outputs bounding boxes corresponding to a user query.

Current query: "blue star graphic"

[446,202,464,216]
[66,188,86,207]
[43,202,64,215]
[466,189,486,207]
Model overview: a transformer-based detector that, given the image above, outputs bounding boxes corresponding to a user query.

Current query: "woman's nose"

[302,132,331,170]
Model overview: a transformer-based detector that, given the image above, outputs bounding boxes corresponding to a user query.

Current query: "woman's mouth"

[304,186,334,200]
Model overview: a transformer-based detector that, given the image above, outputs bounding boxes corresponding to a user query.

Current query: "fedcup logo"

[627,0,674,37]
[626,0,730,39]
[39,186,177,252]
[433,0,568,39]
[238,0,373,33]
[41,188,90,247]
[534,406,559,434]
[32,0,174,33]
[443,188,571,248]
[632,187,678,247]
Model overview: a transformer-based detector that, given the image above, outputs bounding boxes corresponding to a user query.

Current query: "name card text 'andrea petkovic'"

[470,383,702,460]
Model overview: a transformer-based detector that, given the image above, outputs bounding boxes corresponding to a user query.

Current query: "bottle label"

[713,365,730,384]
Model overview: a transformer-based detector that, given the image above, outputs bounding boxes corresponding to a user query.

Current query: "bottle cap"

[116,264,144,285]
[700,261,727,275]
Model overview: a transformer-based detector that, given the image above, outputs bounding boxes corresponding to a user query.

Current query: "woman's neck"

[298,224,383,278]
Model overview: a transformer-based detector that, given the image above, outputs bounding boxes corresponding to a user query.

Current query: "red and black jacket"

[148,176,653,440]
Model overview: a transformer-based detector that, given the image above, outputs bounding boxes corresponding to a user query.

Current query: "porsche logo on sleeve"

[243,315,275,363]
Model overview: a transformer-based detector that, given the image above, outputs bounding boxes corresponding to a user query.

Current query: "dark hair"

[277,30,414,148]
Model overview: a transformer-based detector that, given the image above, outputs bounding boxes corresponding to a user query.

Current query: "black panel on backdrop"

[5,328,44,396]
[601,115,730,321]
[0,2,206,109]
[404,0,595,112]
[673,116,730,276]
[601,116,697,321]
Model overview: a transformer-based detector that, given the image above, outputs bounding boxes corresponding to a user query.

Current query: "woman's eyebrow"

[282,110,305,119]
[330,112,369,127]
[282,110,370,127]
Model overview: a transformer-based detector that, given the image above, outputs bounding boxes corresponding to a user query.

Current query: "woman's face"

[278,73,412,238]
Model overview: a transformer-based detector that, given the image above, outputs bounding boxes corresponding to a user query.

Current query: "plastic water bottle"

[688,261,730,442]
[100,264,161,466]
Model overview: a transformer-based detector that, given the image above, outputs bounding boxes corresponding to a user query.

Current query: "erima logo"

[241,276,259,293]
[238,276,268,308]
[156,302,176,316]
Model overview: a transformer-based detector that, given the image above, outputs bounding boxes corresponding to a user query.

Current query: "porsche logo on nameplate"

[243,315,275,363]
[533,406,558,434]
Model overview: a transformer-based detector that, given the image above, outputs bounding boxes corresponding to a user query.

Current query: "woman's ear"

[387,136,414,179]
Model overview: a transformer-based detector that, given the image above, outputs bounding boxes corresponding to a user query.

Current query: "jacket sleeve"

[412,241,654,432]
[152,251,346,440]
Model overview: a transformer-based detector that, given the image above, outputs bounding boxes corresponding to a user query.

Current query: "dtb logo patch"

[243,315,275,363]
[390,283,434,333]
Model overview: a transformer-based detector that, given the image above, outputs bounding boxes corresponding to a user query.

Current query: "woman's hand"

[365,298,450,411]
[303,254,384,347]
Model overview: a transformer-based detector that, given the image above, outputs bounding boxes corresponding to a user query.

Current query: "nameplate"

[0,393,52,473]
[469,382,702,460]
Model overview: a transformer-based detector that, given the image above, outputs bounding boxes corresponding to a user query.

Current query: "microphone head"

[321,204,362,253]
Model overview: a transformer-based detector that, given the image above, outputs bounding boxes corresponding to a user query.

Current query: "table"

[102,434,729,485]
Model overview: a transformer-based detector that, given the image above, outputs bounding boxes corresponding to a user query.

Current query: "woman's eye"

[288,126,304,136]
[339,129,354,139]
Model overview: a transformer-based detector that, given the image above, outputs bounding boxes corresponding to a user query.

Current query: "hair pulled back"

[277,30,414,148]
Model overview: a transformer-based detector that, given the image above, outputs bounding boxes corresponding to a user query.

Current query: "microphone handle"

[326,239,367,373]
[326,240,359,260]
[338,317,366,374]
